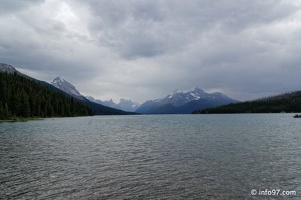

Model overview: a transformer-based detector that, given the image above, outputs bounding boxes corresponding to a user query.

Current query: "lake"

[0,114,301,199]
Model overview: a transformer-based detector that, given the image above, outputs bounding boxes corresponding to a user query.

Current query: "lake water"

[0,114,301,199]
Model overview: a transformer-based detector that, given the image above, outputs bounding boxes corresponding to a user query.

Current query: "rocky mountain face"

[136,87,239,114]
[51,77,82,97]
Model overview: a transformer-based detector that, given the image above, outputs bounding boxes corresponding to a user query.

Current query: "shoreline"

[0,117,43,123]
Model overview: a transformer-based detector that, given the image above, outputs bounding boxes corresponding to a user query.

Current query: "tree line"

[0,72,93,120]
[193,91,301,114]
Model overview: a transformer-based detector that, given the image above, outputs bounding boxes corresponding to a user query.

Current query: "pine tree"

[4,103,11,118]
[21,93,31,118]
[10,91,21,117]
[0,102,3,119]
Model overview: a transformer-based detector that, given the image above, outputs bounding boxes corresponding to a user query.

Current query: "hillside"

[193,91,301,114]
[0,63,136,116]
[0,72,93,120]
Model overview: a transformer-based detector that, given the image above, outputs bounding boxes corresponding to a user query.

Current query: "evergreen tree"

[21,93,31,118]
[0,102,3,119]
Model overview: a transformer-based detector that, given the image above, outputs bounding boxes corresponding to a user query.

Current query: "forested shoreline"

[193,91,301,114]
[0,72,93,121]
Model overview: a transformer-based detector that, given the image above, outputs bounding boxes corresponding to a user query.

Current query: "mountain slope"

[1,63,135,116]
[0,70,93,120]
[136,87,238,114]
[194,91,301,114]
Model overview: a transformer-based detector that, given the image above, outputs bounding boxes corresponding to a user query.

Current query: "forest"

[0,72,93,120]
[193,91,301,114]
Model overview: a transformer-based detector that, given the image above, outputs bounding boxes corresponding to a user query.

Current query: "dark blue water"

[1,114,301,199]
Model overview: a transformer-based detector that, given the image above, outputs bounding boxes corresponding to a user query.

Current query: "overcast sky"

[1,0,301,103]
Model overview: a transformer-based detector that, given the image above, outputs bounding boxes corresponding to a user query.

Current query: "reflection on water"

[0,114,301,199]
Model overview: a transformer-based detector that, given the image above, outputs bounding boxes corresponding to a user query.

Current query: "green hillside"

[193,91,301,114]
[0,72,93,121]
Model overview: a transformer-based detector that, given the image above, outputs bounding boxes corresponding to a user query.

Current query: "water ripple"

[1,114,301,199]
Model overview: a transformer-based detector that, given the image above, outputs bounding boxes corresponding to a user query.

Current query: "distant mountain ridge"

[50,76,136,114]
[136,87,239,114]
[50,76,139,112]
[86,96,140,112]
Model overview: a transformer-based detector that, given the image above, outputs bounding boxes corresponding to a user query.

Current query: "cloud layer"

[1,0,301,102]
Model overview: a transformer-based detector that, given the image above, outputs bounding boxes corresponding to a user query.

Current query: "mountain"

[1,63,135,116]
[51,77,82,96]
[50,77,138,113]
[86,96,140,112]
[136,87,239,114]
[50,77,135,115]
[194,91,301,114]
[0,69,93,120]
[51,78,140,111]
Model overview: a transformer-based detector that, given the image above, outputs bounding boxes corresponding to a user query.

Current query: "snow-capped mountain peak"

[51,77,82,96]
[165,86,207,106]
[136,86,239,114]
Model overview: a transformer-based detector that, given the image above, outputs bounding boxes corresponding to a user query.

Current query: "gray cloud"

[80,0,301,60]
[0,0,44,15]
[1,0,301,103]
